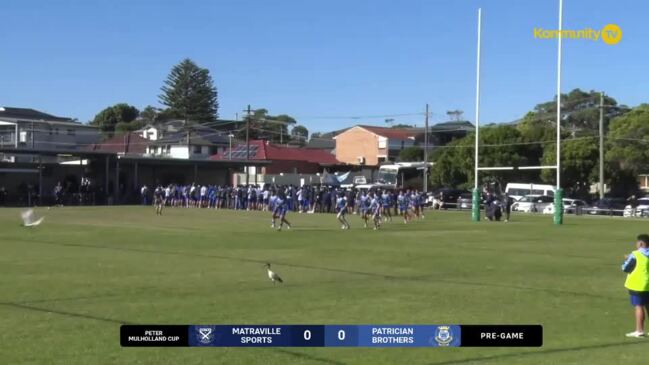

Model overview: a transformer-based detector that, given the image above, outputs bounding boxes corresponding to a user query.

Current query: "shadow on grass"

[273,348,348,365]
[12,238,623,301]
[0,301,132,324]
[427,339,646,365]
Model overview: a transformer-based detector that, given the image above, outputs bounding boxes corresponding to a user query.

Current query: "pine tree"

[159,59,218,123]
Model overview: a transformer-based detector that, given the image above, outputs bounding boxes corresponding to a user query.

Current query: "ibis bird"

[265,263,283,285]
[21,209,44,227]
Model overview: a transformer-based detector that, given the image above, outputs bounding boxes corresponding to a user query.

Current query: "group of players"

[269,188,427,231]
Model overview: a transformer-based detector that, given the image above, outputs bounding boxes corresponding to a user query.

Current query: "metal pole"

[38,158,43,204]
[229,135,233,160]
[598,92,605,199]
[472,8,482,222]
[556,0,563,189]
[423,103,429,193]
[554,0,564,225]
[246,104,251,185]
[115,158,120,204]
[105,155,109,198]
[474,8,482,190]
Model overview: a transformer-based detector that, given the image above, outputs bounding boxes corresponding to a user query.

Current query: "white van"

[505,183,555,201]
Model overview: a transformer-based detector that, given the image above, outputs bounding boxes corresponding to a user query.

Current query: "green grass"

[0,206,647,364]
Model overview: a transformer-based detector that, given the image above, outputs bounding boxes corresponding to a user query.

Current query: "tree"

[236,108,299,143]
[519,89,627,136]
[159,59,218,123]
[540,138,599,198]
[606,104,649,174]
[429,125,530,189]
[399,146,424,161]
[91,103,140,135]
[391,124,414,129]
[429,136,474,189]
[291,125,309,143]
[139,105,172,125]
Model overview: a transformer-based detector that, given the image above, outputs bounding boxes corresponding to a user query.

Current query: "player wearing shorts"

[336,193,350,230]
[398,191,409,223]
[276,195,291,231]
[359,192,370,228]
[154,186,164,215]
[381,190,392,222]
[369,192,381,230]
[269,192,279,228]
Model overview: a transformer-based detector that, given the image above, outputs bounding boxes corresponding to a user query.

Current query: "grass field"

[0,206,647,364]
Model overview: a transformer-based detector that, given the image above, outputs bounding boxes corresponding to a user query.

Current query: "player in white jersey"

[369,192,382,230]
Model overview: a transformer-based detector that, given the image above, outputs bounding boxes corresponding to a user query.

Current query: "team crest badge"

[197,327,214,344]
[435,326,453,346]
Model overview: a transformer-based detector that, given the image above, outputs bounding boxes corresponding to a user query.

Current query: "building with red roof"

[210,139,339,174]
[334,125,419,166]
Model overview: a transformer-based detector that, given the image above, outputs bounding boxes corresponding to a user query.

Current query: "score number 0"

[303,330,346,340]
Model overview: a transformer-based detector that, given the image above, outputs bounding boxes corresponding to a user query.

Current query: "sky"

[0,0,646,133]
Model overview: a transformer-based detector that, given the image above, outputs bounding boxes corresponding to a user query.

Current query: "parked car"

[429,188,467,209]
[542,198,589,215]
[587,198,626,216]
[511,195,554,213]
[623,197,649,217]
[505,183,555,201]
[456,192,473,210]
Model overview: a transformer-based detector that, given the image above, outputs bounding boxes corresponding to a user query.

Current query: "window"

[19,131,28,143]
[378,137,387,149]
[193,145,202,154]
[67,129,75,136]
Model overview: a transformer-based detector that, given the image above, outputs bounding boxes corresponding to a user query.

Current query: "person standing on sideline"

[621,234,649,338]
[503,192,513,222]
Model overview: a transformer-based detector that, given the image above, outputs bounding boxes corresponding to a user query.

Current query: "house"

[334,125,418,166]
[0,106,100,162]
[140,121,230,159]
[87,132,148,156]
[211,139,339,174]
[306,128,348,152]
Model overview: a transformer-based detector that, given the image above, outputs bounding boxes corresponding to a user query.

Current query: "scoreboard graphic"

[121,324,542,348]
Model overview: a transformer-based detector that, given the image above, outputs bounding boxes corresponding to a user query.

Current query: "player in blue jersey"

[398,190,411,224]
[336,192,351,230]
[269,191,279,228]
[369,192,382,230]
[411,190,424,220]
[359,191,370,228]
[418,191,426,219]
[381,190,393,223]
[275,194,291,231]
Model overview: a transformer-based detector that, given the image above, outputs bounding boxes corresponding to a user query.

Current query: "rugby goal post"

[471,3,564,225]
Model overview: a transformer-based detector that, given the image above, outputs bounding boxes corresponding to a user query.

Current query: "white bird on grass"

[21,209,44,227]
[265,263,283,285]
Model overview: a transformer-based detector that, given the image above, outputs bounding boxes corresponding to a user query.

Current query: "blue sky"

[0,0,645,133]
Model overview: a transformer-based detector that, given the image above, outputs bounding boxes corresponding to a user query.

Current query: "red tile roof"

[87,133,148,154]
[357,125,418,140]
[211,140,339,165]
